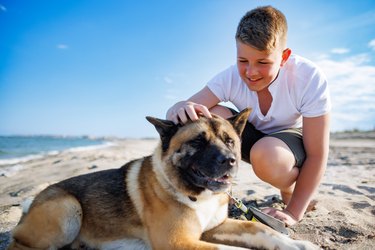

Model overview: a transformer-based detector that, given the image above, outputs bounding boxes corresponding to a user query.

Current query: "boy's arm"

[166,86,220,124]
[285,113,331,221]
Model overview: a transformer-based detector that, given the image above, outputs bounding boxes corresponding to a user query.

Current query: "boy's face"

[236,41,291,92]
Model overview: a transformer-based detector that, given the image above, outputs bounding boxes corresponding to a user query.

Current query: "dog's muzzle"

[187,152,238,192]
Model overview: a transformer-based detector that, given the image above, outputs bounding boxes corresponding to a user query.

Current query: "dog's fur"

[8,108,317,250]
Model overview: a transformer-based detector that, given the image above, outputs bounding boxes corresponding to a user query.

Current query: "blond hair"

[235,6,288,52]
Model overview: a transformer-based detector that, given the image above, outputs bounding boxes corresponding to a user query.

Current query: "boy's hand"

[167,101,212,124]
[261,207,298,226]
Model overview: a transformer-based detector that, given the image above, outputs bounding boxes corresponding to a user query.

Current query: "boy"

[166,6,331,226]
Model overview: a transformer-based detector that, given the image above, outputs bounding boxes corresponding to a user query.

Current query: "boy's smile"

[236,41,291,92]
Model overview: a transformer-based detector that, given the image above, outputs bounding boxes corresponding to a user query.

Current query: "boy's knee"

[250,138,295,181]
[250,143,273,180]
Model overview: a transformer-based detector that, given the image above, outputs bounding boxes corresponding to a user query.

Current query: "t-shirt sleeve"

[206,65,237,102]
[299,68,332,117]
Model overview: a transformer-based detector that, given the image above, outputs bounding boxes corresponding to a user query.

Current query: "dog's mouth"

[185,165,233,192]
[192,166,232,183]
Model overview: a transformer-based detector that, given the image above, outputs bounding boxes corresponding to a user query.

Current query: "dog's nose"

[217,154,236,167]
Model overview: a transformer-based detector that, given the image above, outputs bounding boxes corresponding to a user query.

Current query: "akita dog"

[8,108,317,249]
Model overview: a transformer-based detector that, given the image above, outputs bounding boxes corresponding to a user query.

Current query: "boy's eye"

[258,61,269,64]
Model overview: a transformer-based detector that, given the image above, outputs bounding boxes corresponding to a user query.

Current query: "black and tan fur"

[8,108,317,250]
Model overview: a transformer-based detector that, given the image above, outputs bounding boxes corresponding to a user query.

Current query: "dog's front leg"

[201,218,319,250]
[146,215,248,250]
[155,237,250,250]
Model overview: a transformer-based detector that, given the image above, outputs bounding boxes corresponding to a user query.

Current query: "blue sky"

[1,0,375,138]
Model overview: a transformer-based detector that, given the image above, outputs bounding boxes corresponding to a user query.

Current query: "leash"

[226,191,290,235]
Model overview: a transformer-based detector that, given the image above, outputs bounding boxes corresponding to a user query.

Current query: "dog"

[8,108,318,250]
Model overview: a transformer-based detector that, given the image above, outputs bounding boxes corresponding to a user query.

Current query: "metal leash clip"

[226,191,290,235]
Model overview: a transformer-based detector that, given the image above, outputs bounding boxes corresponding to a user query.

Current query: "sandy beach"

[0,132,374,249]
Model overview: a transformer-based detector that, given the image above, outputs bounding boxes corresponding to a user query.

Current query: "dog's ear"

[146,116,179,151]
[226,108,252,136]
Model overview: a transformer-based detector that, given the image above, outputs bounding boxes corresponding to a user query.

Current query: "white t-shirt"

[207,54,331,134]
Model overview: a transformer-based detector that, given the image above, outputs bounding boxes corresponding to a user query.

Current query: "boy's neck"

[257,88,273,116]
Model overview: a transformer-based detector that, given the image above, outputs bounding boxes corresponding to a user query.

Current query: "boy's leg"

[249,129,305,204]
[250,137,298,204]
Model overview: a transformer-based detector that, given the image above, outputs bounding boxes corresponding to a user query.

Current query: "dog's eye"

[225,138,234,147]
[223,132,234,147]
[190,134,206,146]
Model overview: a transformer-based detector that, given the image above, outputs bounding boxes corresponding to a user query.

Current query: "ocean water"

[0,135,107,166]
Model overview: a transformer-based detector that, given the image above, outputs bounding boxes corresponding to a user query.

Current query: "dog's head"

[146,108,251,197]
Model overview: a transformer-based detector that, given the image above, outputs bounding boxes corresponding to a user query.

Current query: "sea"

[0,135,109,166]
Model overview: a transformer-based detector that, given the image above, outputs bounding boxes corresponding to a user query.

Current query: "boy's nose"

[246,66,259,79]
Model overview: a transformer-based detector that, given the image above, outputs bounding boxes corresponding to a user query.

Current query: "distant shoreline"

[330,129,375,139]
[0,135,111,166]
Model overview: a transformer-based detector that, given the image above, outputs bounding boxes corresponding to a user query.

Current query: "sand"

[0,132,374,249]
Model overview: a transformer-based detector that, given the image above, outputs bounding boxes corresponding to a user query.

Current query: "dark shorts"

[229,108,306,167]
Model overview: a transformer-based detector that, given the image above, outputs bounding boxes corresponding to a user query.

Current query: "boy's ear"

[280,48,291,67]
[146,116,179,151]
[226,108,252,137]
